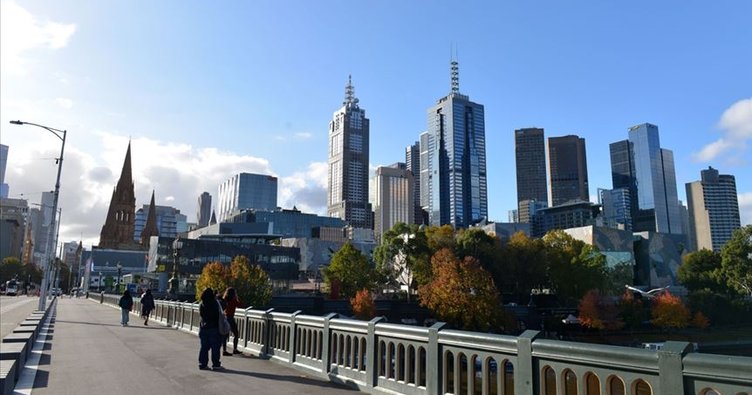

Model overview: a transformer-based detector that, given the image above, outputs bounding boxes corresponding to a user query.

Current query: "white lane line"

[12,302,56,395]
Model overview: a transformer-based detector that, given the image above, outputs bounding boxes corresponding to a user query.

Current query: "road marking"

[12,301,56,395]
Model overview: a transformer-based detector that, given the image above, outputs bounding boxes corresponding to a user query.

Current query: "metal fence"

[100,295,751,395]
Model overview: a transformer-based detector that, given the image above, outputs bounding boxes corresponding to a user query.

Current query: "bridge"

[2,295,751,395]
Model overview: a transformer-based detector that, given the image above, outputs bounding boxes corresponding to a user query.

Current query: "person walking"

[216,292,230,356]
[140,289,155,326]
[222,287,242,355]
[118,289,133,326]
[198,288,223,371]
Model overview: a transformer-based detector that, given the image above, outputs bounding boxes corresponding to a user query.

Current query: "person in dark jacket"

[222,287,242,355]
[198,288,223,370]
[118,289,133,326]
[140,289,155,326]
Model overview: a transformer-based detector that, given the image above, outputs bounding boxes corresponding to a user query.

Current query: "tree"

[195,261,230,301]
[229,255,272,308]
[498,232,548,302]
[577,289,623,330]
[350,288,376,320]
[325,242,375,299]
[425,225,455,253]
[619,289,648,330]
[691,311,710,329]
[543,230,607,304]
[455,228,503,282]
[651,292,690,330]
[603,261,635,296]
[418,248,506,331]
[0,257,23,283]
[374,223,426,299]
[720,225,752,296]
[678,249,723,293]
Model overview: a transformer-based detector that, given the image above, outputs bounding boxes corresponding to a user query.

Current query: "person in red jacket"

[222,287,242,355]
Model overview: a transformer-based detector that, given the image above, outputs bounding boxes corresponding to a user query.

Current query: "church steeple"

[99,141,139,250]
[140,190,159,246]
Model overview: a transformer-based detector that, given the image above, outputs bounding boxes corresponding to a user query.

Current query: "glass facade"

[547,135,589,206]
[374,164,414,239]
[197,192,212,227]
[217,173,278,222]
[515,128,548,220]
[133,205,188,241]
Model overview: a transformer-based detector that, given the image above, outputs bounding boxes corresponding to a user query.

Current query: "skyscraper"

[327,76,373,229]
[217,173,278,222]
[0,144,8,198]
[686,167,741,252]
[515,128,547,221]
[609,123,682,234]
[423,59,487,228]
[373,163,414,239]
[547,135,589,206]
[405,142,423,225]
[197,192,212,227]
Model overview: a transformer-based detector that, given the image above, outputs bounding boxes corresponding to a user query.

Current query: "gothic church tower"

[99,142,139,250]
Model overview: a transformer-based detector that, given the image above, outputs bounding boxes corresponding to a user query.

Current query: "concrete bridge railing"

[99,294,752,395]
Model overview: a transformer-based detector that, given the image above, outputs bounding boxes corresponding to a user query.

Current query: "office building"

[197,192,212,228]
[609,123,682,234]
[0,144,8,198]
[0,198,28,260]
[599,188,632,231]
[373,163,415,239]
[217,173,278,222]
[515,128,547,221]
[405,141,424,225]
[686,167,741,252]
[547,135,589,206]
[327,76,373,229]
[518,199,547,224]
[133,202,187,242]
[423,59,487,228]
[531,201,600,238]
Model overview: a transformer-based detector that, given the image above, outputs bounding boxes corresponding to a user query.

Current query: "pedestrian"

[216,291,230,356]
[140,289,155,326]
[118,289,133,326]
[198,288,223,371]
[222,287,242,355]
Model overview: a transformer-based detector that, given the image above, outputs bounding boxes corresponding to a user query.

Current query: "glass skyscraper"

[515,128,548,221]
[327,76,373,229]
[609,123,682,234]
[423,60,487,228]
[217,173,278,222]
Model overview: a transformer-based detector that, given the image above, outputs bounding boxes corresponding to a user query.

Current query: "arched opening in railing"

[418,346,427,387]
[445,351,455,393]
[352,336,360,370]
[407,345,416,384]
[388,342,396,378]
[563,368,577,395]
[543,366,556,395]
[317,331,324,360]
[487,357,499,395]
[632,378,651,395]
[472,354,482,395]
[458,353,469,394]
[504,360,514,395]
[338,333,345,365]
[345,335,352,367]
[359,337,367,371]
[585,372,600,395]
[397,344,406,381]
[607,375,625,395]
[378,340,386,376]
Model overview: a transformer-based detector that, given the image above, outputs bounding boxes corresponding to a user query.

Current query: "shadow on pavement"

[213,369,359,391]
[32,369,49,388]
[55,320,130,328]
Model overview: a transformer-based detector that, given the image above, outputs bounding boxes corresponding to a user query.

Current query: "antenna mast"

[450,45,460,94]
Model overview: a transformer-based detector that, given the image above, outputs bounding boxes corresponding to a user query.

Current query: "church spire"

[140,190,159,246]
[99,141,138,250]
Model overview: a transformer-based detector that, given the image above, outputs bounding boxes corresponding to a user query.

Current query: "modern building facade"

[531,200,600,238]
[197,192,212,228]
[686,167,741,252]
[609,123,682,234]
[515,128,548,221]
[405,141,424,225]
[518,199,547,224]
[99,142,140,250]
[423,60,487,228]
[0,144,8,198]
[217,173,278,223]
[133,203,188,242]
[327,76,373,230]
[0,197,28,260]
[373,163,415,239]
[599,187,632,231]
[547,135,589,206]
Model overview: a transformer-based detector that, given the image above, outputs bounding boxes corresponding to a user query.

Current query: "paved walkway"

[16,298,359,394]
[0,296,38,339]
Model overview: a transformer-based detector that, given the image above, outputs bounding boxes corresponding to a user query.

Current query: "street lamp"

[116,263,122,293]
[168,237,182,296]
[10,120,67,311]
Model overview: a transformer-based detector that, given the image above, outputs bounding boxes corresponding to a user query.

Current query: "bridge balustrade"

[96,295,752,395]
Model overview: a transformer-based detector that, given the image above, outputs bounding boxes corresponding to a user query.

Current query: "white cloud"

[0,1,77,76]
[54,97,73,109]
[294,132,313,140]
[279,162,328,215]
[693,98,752,164]
[739,192,752,226]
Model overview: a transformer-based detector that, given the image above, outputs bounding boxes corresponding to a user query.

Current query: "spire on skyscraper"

[343,75,359,108]
[450,47,460,94]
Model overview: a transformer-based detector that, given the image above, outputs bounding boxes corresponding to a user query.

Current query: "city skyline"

[1,1,750,247]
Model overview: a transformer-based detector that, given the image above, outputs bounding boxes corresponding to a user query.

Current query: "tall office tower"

[547,135,589,206]
[515,128,547,221]
[134,202,188,241]
[100,142,140,250]
[686,167,741,252]
[518,199,547,224]
[0,144,8,198]
[373,163,414,239]
[423,59,487,228]
[197,192,212,227]
[419,132,430,216]
[217,173,278,222]
[405,142,423,225]
[327,76,373,229]
[599,188,632,230]
[609,123,682,234]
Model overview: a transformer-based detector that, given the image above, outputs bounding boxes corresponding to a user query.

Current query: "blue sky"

[1,0,750,247]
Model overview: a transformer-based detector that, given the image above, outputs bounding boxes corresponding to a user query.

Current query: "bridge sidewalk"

[23,298,358,394]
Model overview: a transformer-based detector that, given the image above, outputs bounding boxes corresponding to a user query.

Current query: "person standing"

[222,287,242,355]
[118,289,133,326]
[198,288,223,370]
[140,289,155,326]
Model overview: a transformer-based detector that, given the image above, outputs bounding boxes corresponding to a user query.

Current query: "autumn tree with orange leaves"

[577,289,624,330]
[418,248,506,331]
[651,292,690,330]
[351,288,376,320]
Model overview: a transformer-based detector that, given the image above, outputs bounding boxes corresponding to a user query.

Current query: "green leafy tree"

[1,257,23,283]
[678,249,723,293]
[619,289,648,330]
[543,230,607,304]
[325,242,375,299]
[498,232,548,302]
[195,261,230,300]
[229,255,272,308]
[418,248,506,331]
[720,225,752,296]
[603,261,635,296]
[425,225,456,253]
[455,227,503,283]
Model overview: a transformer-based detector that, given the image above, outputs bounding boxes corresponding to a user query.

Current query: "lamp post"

[10,120,67,311]
[168,237,182,296]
